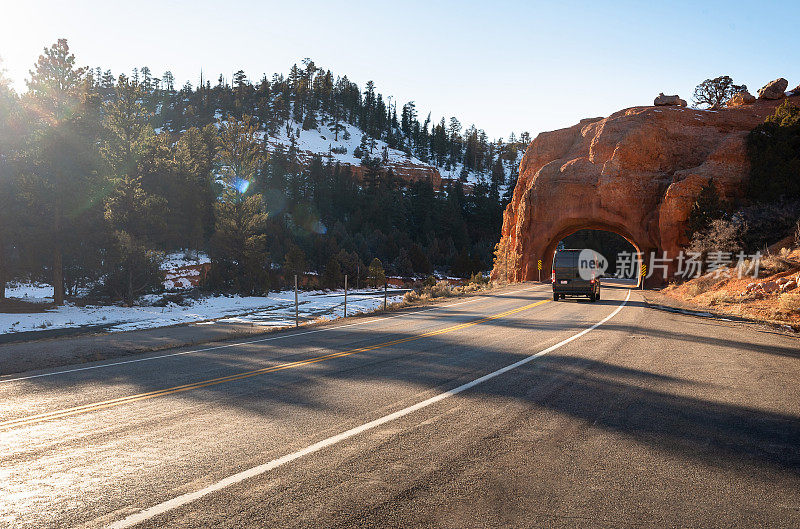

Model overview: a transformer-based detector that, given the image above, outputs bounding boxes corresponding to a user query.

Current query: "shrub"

[746,101,800,203]
[779,292,800,313]
[795,219,800,247]
[100,232,164,302]
[685,180,728,239]
[367,258,386,288]
[469,272,489,285]
[688,217,743,256]
[735,200,800,252]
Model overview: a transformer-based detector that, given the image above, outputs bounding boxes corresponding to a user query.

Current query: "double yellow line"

[2,299,549,430]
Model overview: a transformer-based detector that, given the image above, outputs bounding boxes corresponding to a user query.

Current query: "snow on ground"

[437,162,484,187]
[268,119,427,168]
[160,251,210,270]
[0,288,406,335]
[4,282,55,302]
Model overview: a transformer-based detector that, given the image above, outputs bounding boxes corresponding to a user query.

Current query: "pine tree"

[174,125,216,248]
[490,155,505,202]
[321,254,343,290]
[217,114,265,199]
[367,257,386,287]
[101,74,166,302]
[210,191,269,294]
[283,245,307,286]
[0,63,20,299]
[25,39,96,305]
[162,71,175,92]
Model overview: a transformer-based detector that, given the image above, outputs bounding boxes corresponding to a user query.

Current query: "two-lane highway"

[2,283,798,528]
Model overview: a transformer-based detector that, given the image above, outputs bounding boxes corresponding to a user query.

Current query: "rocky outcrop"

[727,90,756,107]
[757,78,788,100]
[654,93,687,107]
[266,138,444,190]
[492,94,800,284]
[350,160,443,188]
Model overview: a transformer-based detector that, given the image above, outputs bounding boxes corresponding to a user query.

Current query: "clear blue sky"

[1,0,796,139]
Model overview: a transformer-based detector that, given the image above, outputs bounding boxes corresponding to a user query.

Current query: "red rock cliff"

[492,95,799,283]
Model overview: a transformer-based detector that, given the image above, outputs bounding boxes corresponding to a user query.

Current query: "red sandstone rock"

[727,90,756,107]
[757,78,788,100]
[654,93,687,107]
[492,95,800,284]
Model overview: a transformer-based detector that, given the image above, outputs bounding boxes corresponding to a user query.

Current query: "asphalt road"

[2,282,799,528]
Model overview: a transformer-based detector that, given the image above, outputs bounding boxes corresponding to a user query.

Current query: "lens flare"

[234,178,250,194]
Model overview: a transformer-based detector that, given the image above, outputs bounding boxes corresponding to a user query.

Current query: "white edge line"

[107,289,630,529]
[1,286,544,384]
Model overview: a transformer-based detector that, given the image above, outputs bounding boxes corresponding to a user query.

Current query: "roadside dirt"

[647,247,800,331]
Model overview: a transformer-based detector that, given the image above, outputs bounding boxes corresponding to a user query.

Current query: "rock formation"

[492,93,800,284]
[654,93,687,107]
[727,90,756,107]
[757,78,788,100]
[349,160,443,189]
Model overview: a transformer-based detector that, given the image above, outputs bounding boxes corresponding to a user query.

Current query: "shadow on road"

[10,288,800,476]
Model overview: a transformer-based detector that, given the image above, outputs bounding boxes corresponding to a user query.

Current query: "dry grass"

[759,251,800,277]
[779,292,800,313]
[678,272,725,299]
[707,291,738,306]
[661,246,800,326]
[401,279,492,305]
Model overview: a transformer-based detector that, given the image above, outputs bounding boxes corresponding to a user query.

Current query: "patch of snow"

[0,289,407,335]
[161,252,210,271]
[267,118,426,169]
[4,282,54,302]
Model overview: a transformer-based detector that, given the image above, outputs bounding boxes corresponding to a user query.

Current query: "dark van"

[551,249,601,302]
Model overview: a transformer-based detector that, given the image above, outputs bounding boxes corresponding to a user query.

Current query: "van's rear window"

[554,252,577,268]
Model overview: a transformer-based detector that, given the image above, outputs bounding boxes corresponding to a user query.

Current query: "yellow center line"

[2,299,550,430]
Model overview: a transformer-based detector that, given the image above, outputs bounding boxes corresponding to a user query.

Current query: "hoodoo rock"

[491,94,800,284]
[654,93,687,107]
[757,78,788,100]
[727,90,756,107]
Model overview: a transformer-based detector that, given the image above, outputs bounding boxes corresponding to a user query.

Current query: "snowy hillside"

[270,119,425,168]
[262,117,493,188]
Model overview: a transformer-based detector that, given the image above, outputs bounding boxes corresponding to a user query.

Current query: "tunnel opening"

[557,229,639,277]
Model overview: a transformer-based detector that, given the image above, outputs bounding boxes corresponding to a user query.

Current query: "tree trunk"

[53,210,65,305]
[0,231,6,300]
[127,268,133,305]
[53,249,64,305]
[0,250,5,301]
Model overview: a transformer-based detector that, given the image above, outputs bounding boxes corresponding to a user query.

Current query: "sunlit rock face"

[492,94,799,283]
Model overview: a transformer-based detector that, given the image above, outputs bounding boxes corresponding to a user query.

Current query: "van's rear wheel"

[590,292,597,302]
[553,292,559,301]
[596,289,600,301]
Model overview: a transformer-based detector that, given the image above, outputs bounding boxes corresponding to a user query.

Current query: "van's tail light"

[551,270,555,283]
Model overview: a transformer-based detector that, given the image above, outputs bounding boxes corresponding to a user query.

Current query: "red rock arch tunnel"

[489,97,790,286]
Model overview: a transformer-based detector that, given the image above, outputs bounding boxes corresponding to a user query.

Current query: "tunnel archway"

[540,221,643,280]
[559,229,638,277]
